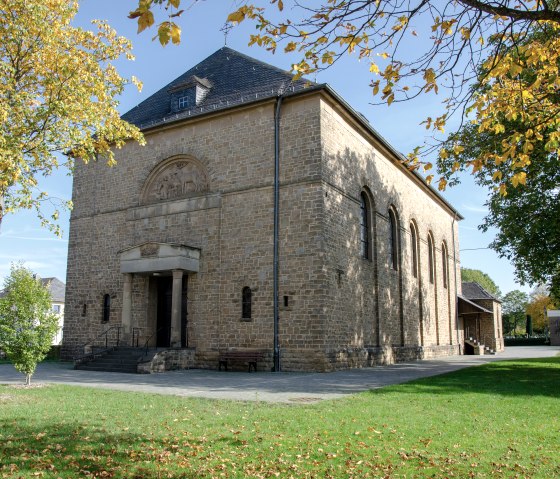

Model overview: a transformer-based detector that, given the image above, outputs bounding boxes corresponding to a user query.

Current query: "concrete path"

[1,346,558,403]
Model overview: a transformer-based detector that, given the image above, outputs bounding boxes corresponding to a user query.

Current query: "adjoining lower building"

[62,48,501,372]
[459,282,504,354]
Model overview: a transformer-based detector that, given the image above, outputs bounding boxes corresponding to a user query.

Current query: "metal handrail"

[75,326,122,359]
[132,327,143,347]
[84,325,122,350]
[142,327,166,357]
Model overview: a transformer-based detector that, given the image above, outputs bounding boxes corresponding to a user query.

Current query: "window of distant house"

[388,208,399,270]
[242,287,252,320]
[102,294,111,323]
[428,234,435,284]
[410,223,418,279]
[360,192,371,260]
[52,304,61,314]
[178,95,189,109]
[442,242,449,289]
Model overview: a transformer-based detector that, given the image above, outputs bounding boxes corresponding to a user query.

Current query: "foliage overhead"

[0,0,145,235]
[132,0,560,191]
[440,22,560,299]
[0,264,59,385]
[461,267,501,298]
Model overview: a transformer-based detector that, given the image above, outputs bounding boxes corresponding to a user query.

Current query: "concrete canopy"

[119,242,200,274]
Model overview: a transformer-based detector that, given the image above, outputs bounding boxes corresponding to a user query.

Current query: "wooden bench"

[218,350,264,372]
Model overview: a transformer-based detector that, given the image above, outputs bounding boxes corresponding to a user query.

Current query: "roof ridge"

[218,46,314,85]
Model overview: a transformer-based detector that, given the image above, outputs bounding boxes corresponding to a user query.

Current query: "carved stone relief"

[143,159,208,204]
[140,243,160,257]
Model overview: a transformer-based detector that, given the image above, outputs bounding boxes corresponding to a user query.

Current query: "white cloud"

[460,203,488,214]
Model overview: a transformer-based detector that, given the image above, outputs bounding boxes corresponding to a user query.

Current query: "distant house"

[459,282,504,353]
[40,277,66,345]
[0,276,65,346]
[547,310,560,346]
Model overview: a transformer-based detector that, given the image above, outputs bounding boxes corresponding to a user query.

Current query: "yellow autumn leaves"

[129,0,182,46]
[0,0,144,234]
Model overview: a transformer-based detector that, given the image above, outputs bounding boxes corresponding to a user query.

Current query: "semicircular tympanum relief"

[141,157,209,204]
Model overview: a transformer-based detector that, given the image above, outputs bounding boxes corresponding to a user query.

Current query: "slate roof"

[0,277,65,302]
[40,277,66,303]
[122,47,314,130]
[461,282,500,302]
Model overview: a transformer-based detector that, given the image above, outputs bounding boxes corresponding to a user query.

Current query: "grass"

[0,357,559,478]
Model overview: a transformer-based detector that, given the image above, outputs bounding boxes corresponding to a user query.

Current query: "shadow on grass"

[0,421,205,478]
[367,357,560,399]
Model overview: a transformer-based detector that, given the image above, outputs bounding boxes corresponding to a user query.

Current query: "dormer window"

[178,95,189,109]
[169,75,212,113]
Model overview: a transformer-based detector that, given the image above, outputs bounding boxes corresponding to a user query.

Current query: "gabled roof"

[461,282,501,302]
[40,277,66,303]
[122,47,313,129]
[122,47,463,220]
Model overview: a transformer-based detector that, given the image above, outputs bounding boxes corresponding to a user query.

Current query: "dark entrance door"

[156,276,172,347]
[156,275,188,348]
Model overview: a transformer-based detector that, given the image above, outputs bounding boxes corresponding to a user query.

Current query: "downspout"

[451,213,460,349]
[273,90,285,372]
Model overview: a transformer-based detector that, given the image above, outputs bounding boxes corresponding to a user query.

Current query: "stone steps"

[75,347,148,374]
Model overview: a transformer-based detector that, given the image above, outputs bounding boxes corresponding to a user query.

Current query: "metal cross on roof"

[220,22,234,46]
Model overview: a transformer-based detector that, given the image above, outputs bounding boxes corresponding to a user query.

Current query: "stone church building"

[63,48,500,371]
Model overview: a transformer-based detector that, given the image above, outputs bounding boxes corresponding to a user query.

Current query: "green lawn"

[1,357,559,478]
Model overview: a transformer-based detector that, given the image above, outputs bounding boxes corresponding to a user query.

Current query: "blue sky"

[0,0,531,295]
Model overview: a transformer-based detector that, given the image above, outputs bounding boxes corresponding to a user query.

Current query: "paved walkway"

[1,346,558,403]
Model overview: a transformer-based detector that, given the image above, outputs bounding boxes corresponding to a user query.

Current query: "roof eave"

[318,84,464,220]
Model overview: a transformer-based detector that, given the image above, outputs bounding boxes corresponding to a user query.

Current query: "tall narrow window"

[360,192,370,260]
[388,209,399,270]
[102,294,111,323]
[428,234,435,284]
[410,222,418,279]
[442,243,448,289]
[242,287,252,320]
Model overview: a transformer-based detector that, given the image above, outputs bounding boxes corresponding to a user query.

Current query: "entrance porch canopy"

[457,295,492,315]
[119,242,200,274]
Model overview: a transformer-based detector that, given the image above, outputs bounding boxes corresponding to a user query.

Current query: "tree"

[0,0,145,234]
[0,264,59,385]
[131,1,560,190]
[502,290,529,335]
[461,268,501,298]
[439,23,560,300]
[526,287,558,333]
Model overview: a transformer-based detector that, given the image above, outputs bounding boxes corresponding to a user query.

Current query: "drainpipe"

[451,213,460,349]
[273,90,285,372]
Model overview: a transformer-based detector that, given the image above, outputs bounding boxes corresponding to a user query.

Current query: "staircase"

[465,337,496,355]
[75,347,148,373]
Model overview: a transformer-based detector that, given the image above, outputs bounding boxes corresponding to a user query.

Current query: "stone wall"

[138,348,196,373]
[318,96,461,369]
[63,89,464,371]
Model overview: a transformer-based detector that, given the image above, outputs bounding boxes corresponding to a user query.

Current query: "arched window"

[442,242,449,289]
[242,287,252,319]
[410,222,419,279]
[360,192,371,260]
[102,294,111,323]
[428,234,435,284]
[388,208,399,270]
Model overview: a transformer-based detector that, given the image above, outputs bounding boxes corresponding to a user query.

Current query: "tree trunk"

[25,373,31,386]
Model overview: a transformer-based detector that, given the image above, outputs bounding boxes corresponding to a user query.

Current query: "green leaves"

[1,0,144,234]
[0,264,59,384]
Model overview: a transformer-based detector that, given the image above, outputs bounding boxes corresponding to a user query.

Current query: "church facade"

[63,48,474,371]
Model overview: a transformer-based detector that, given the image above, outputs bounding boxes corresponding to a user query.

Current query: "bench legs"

[218,359,258,372]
